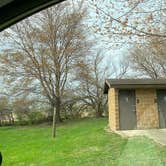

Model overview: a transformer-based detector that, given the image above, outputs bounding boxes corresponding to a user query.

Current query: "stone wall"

[108,88,119,130]
[136,89,159,129]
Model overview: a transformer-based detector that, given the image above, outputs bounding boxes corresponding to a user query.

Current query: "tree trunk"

[56,107,62,122]
[11,112,15,124]
[96,111,103,118]
[7,114,12,125]
[55,97,63,123]
[52,106,56,138]
[52,97,62,138]
[96,104,103,118]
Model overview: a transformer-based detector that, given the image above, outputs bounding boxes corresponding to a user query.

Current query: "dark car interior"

[0,0,64,31]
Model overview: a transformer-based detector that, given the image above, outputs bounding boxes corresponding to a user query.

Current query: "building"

[104,79,166,130]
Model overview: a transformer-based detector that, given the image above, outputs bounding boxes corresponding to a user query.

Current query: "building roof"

[104,78,166,94]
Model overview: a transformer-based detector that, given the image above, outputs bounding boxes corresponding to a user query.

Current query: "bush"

[15,111,28,125]
[27,111,45,124]
[14,109,47,125]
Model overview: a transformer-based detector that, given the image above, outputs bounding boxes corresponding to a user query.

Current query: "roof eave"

[110,84,166,89]
[103,80,111,94]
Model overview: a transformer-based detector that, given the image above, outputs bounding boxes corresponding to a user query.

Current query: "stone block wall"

[108,88,119,130]
[136,89,159,129]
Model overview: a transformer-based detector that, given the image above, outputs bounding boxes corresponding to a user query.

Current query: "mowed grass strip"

[0,118,165,166]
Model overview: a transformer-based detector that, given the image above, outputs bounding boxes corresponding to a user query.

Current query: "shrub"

[27,111,45,124]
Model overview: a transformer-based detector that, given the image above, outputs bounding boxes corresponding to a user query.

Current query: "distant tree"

[75,52,107,117]
[75,51,129,117]
[0,96,14,125]
[12,97,31,124]
[0,97,8,111]
[108,58,130,79]
[0,0,89,137]
[128,37,166,78]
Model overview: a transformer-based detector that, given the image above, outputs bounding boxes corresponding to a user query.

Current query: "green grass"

[0,118,165,166]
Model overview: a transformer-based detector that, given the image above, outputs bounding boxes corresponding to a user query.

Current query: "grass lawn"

[0,118,165,166]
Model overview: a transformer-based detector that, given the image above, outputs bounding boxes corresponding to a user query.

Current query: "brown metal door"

[119,90,137,130]
[157,90,166,128]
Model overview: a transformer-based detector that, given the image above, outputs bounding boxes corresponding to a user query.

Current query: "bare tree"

[74,50,130,117]
[127,37,166,78]
[0,96,14,126]
[75,52,109,117]
[0,1,89,137]
[108,58,129,79]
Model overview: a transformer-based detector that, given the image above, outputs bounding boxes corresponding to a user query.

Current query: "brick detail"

[136,89,159,129]
[108,88,119,130]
